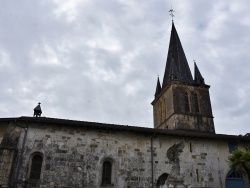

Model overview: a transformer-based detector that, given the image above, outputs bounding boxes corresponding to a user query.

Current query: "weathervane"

[169,8,175,22]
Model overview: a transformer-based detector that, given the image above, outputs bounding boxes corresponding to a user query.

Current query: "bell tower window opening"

[194,93,200,113]
[184,92,190,112]
[158,102,162,124]
[161,99,166,121]
[164,98,167,118]
[29,154,43,180]
[102,161,112,185]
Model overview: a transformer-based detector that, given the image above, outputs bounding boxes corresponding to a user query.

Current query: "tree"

[228,149,250,181]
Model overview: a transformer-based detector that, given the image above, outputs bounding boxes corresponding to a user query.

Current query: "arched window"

[29,154,43,180]
[194,93,199,113]
[226,170,244,188]
[102,161,112,185]
[184,92,190,112]
[156,173,168,188]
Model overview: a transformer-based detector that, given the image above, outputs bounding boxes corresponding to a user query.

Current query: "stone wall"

[11,122,247,188]
[153,82,215,133]
[17,123,152,187]
[0,122,20,187]
[153,85,174,129]
[0,123,9,146]
[158,114,214,133]
[0,149,17,186]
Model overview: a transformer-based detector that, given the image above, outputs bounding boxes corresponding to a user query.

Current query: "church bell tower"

[151,21,215,133]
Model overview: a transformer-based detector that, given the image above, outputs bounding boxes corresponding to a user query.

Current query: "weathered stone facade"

[152,77,214,133]
[0,118,249,187]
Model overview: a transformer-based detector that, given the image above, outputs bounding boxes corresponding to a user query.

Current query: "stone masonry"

[0,119,248,188]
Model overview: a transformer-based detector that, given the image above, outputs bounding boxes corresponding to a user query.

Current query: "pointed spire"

[169,57,180,80]
[162,22,193,88]
[33,102,42,117]
[155,77,162,98]
[194,61,205,84]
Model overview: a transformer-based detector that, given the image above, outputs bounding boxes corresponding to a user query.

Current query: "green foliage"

[228,149,250,180]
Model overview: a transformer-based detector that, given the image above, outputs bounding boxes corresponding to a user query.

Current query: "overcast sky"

[0,0,250,135]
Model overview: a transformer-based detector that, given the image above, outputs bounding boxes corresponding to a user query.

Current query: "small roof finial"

[169,7,175,22]
[33,102,42,117]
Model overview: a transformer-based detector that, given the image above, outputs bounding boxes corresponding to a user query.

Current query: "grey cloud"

[0,0,250,135]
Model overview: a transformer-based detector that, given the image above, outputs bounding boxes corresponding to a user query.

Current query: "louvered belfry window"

[102,161,112,185]
[29,154,43,180]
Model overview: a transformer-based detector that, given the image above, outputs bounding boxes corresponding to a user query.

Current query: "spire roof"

[162,22,193,88]
[194,62,205,84]
[154,77,162,98]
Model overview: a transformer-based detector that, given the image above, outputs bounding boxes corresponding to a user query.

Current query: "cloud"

[0,0,250,135]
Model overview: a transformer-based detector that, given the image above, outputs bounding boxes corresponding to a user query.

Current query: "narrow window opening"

[184,92,190,112]
[180,93,184,112]
[163,98,167,119]
[29,154,43,180]
[158,102,162,124]
[189,143,192,153]
[161,101,164,122]
[228,141,238,154]
[196,169,199,182]
[102,161,112,185]
[194,93,199,113]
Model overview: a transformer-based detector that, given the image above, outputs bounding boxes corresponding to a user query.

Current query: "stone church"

[0,21,250,188]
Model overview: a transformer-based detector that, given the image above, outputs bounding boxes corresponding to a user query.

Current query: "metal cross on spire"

[169,8,175,22]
